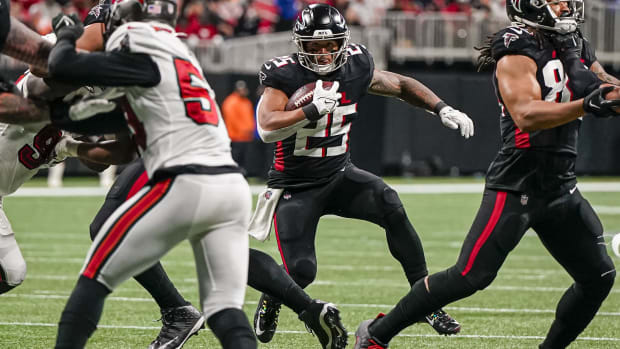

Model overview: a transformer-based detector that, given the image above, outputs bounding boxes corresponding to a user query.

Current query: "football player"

[252,3,472,343]
[353,1,620,348]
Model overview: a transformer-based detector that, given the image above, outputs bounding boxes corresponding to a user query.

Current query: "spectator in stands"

[222,80,256,175]
[28,0,64,34]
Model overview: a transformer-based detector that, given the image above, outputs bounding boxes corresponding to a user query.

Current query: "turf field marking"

[4,292,620,316]
[0,321,618,342]
[11,182,620,197]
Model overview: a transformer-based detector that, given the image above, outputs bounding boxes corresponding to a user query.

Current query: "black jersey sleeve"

[491,27,541,64]
[48,39,161,87]
[347,43,375,92]
[258,55,306,96]
[84,3,110,26]
[581,36,597,68]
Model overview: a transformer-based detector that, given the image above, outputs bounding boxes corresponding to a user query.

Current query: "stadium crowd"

[9,0,510,41]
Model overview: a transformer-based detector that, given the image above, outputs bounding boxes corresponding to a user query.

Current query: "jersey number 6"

[174,58,219,126]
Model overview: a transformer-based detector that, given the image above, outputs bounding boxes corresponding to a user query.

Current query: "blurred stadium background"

[1,0,620,348]
[3,0,620,180]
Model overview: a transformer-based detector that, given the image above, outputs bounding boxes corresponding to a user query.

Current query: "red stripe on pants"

[126,171,149,200]
[461,191,507,276]
[83,179,172,279]
[273,214,290,274]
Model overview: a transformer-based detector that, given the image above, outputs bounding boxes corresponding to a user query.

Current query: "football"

[284,81,334,111]
[612,233,620,257]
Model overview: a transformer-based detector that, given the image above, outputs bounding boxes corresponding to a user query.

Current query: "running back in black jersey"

[485,26,598,195]
[259,43,374,188]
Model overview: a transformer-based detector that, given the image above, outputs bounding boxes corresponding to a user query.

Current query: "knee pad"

[427,267,478,304]
[289,258,317,288]
[380,187,404,216]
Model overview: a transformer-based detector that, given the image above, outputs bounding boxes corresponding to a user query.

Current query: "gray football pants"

[80,173,251,318]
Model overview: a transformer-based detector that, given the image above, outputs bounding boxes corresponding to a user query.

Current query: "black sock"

[370,278,437,344]
[207,308,257,349]
[134,262,189,310]
[55,275,111,349]
[248,248,312,314]
[383,208,428,286]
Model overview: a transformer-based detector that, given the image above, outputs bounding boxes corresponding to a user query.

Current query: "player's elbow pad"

[257,119,309,143]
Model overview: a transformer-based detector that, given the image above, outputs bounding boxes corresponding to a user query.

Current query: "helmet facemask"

[513,0,584,34]
[294,30,350,75]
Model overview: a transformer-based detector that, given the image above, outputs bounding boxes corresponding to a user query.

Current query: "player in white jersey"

[47,1,257,348]
[0,70,135,294]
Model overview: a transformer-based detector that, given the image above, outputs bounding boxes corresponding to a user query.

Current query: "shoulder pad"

[84,4,110,26]
[105,22,176,56]
[491,26,540,62]
[259,55,299,91]
[346,43,374,72]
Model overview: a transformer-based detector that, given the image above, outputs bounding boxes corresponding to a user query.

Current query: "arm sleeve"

[48,39,161,87]
[581,37,597,68]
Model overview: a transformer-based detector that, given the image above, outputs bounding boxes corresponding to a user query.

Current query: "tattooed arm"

[1,17,52,72]
[0,92,49,124]
[367,69,474,138]
[367,69,441,111]
[591,61,620,86]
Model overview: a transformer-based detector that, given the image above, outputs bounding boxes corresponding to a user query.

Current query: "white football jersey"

[0,72,63,196]
[105,22,235,177]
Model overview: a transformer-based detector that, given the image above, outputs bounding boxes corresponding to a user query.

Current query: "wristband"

[302,103,321,121]
[433,101,448,115]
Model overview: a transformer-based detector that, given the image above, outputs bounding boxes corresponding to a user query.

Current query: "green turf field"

[1,179,619,348]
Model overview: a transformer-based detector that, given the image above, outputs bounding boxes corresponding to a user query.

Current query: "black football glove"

[52,13,84,42]
[548,32,583,60]
[583,86,620,118]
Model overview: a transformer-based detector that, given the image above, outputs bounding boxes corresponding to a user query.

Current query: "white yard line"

[0,321,618,342]
[10,182,620,197]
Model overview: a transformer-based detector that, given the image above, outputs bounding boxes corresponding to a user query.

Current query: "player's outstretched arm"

[2,17,53,72]
[590,61,620,86]
[0,92,49,124]
[368,69,474,138]
[55,133,136,165]
[498,55,589,131]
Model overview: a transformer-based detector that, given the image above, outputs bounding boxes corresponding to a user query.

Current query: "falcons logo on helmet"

[503,33,519,48]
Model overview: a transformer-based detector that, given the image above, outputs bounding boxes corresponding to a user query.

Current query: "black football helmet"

[293,4,350,75]
[104,0,177,40]
[506,0,584,34]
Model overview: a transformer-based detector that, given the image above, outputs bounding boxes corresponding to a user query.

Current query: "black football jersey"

[259,44,374,188]
[84,0,110,26]
[485,26,597,195]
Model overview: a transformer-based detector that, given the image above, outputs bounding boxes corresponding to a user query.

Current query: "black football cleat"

[148,304,205,349]
[253,293,282,343]
[425,308,461,336]
[298,300,347,349]
[354,313,388,349]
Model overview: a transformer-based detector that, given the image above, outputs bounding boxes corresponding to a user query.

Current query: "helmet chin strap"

[516,16,578,34]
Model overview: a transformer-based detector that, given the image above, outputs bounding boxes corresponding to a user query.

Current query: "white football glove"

[438,105,475,139]
[612,233,620,258]
[311,80,341,116]
[53,135,82,162]
[68,88,124,121]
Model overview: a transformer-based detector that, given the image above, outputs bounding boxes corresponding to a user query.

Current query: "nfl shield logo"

[283,192,292,200]
[520,194,528,206]
[264,190,272,200]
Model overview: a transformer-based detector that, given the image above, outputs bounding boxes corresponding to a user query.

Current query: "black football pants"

[272,164,428,288]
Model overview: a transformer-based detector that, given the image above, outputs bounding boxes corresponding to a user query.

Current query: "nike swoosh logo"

[569,186,577,194]
[589,100,600,110]
[158,336,179,349]
[255,317,265,336]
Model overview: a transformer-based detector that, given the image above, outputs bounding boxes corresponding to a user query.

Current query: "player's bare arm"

[2,17,52,72]
[257,87,307,131]
[368,69,441,111]
[590,61,620,86]
[76,135,136,165]
[0,92,49,124]
[497,55,586,131]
